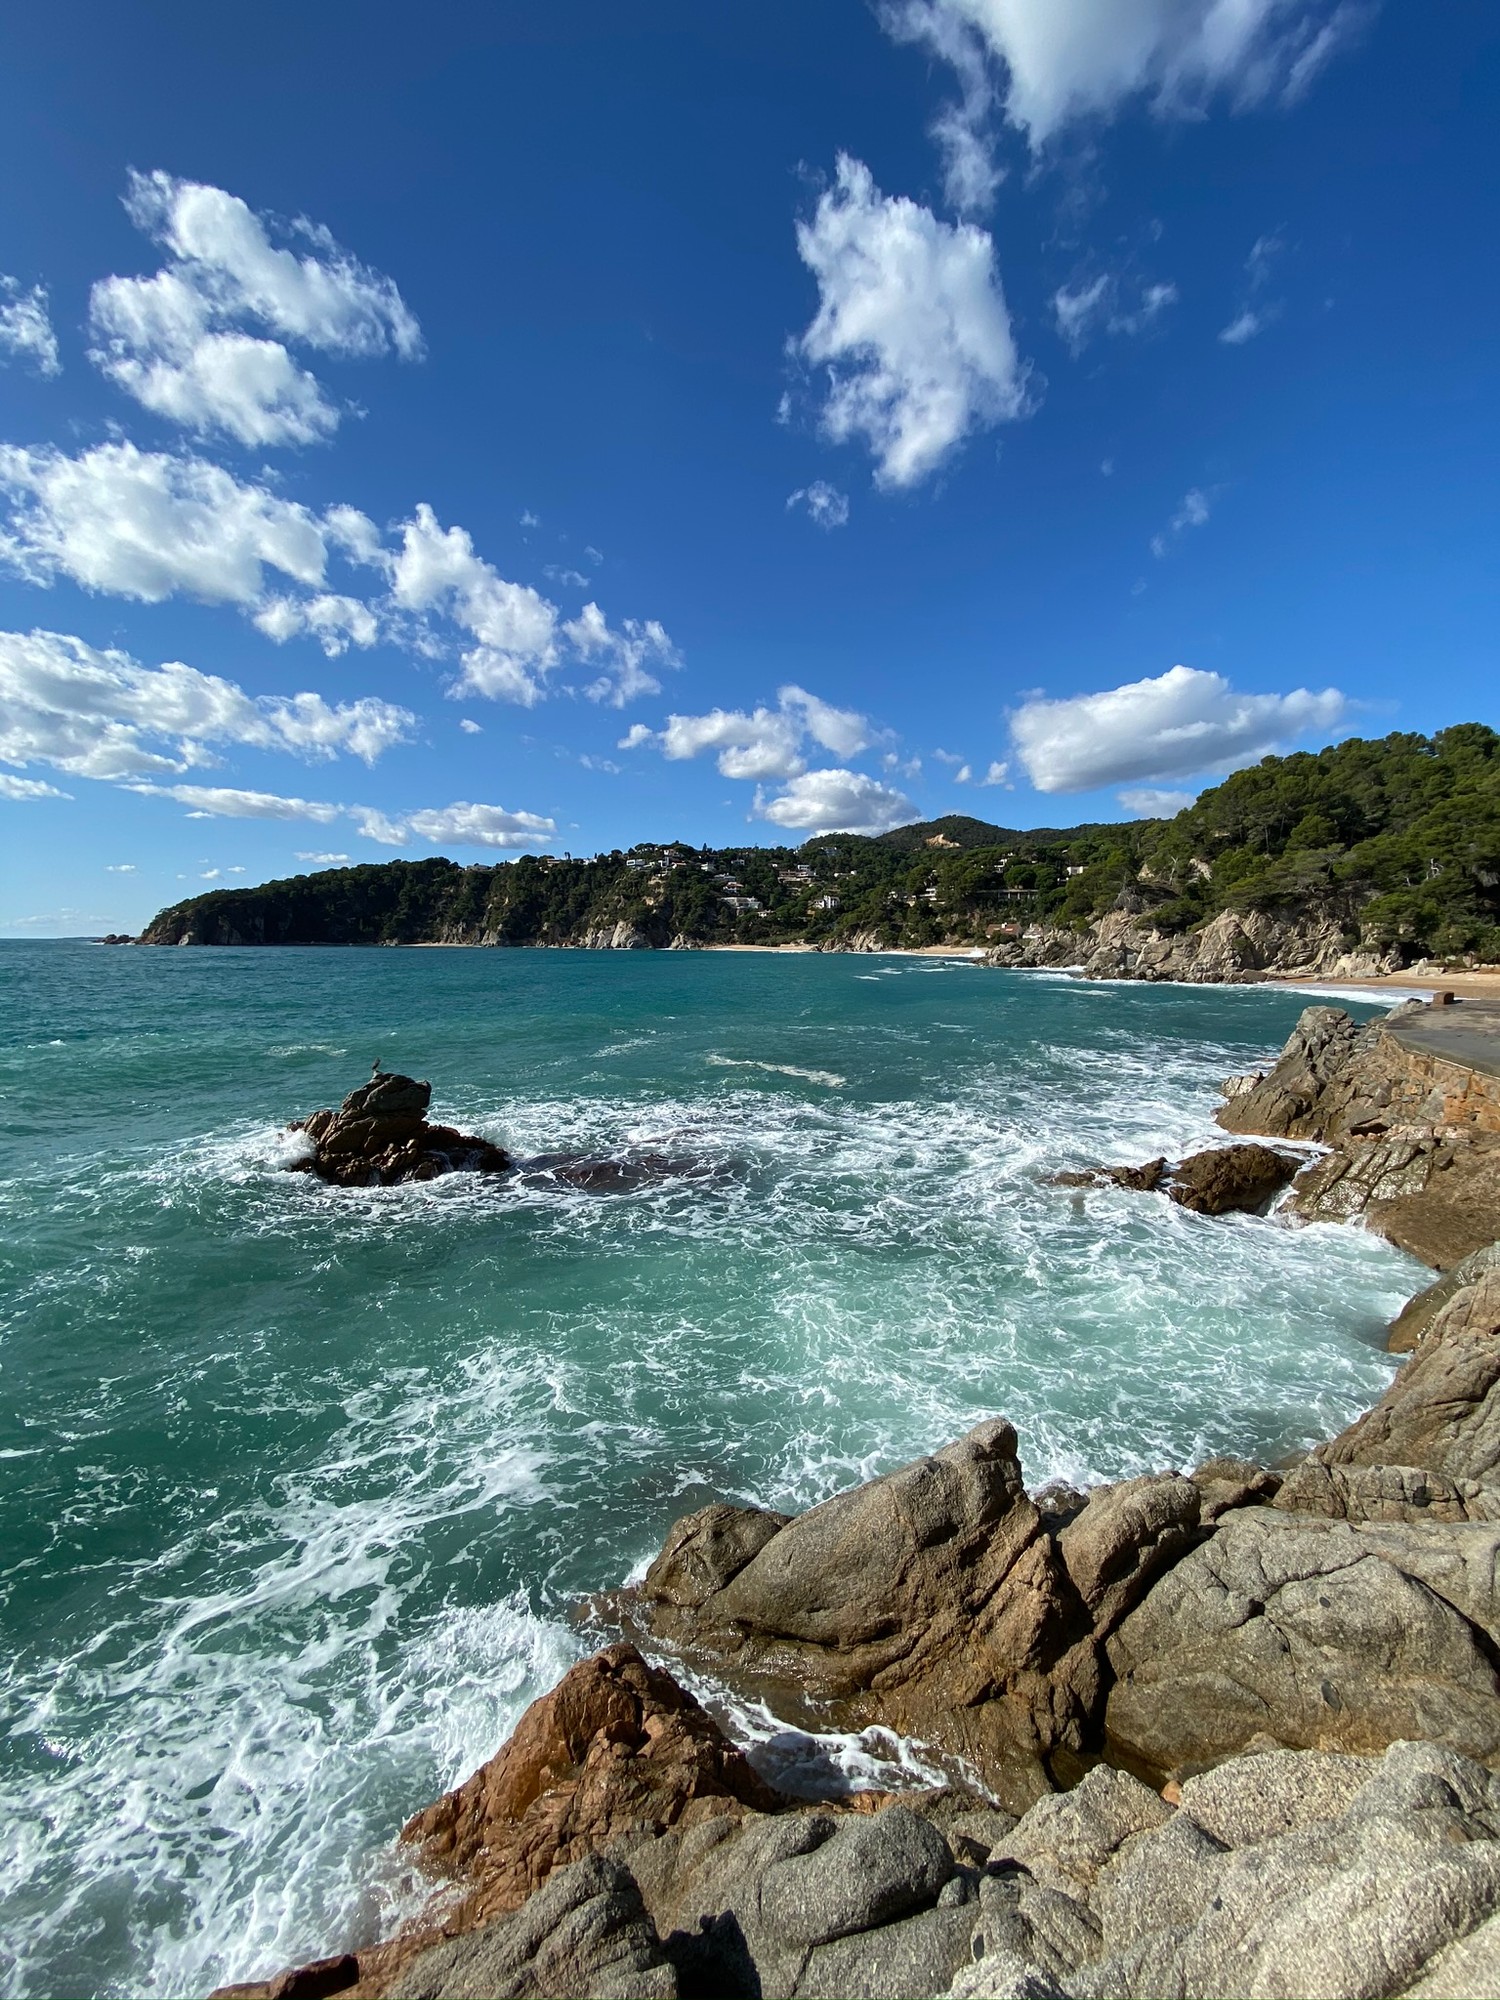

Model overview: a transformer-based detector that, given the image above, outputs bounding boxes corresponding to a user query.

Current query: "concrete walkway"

[1389,1000,1500,1081]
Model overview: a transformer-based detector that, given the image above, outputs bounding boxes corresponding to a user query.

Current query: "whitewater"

[0,940,1422,1998]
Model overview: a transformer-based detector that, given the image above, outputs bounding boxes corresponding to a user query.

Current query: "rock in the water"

[1318,1263,1500,1489]
[288,1072,511,1187]
[1164,1143,1299,1215]
[1104,1506,1500,1782]
[1050,1146,1298,1215]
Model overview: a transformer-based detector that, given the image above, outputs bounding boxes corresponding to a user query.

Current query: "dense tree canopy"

[139,727,1500,962]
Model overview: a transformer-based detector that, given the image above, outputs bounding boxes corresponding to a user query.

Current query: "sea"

[0,938,1425,1999]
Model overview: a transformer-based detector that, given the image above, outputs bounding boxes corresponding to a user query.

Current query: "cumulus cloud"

[0,444,673,703]
[0,441,331,604]
[296,851,351,864]
[793,155,1029,489]
[0,626,413,783]
[885,0,1367,154]
[786,479,851,529]
[253,591,379,655]
[563,601,680,707]
[0,771,70,800]
[754,768,918,834]
[0,278,61,377]
[624,685,876,781]
[1010,664,1347,792]
[389,502,560,705]
[1119,786,1197,815]
[88,170,421,447]
[1150,485,1212,557]
[459,718,482,734]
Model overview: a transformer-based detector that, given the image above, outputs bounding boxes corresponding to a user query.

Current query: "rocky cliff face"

[1217,1001,1500,1268]
[987,907,1399,984]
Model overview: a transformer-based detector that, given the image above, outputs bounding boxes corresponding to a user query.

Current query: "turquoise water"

[0,940,1421,1998]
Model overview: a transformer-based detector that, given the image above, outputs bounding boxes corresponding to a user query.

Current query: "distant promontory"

[137,726,1500,978]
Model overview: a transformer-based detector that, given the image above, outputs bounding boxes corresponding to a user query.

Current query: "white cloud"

[0,771,70,800]
[459,718,482,734]
[1010,664,1347,791]
[1053,273,1178,353]
[754,768,918,834]
[390,502,559,705]
[628,684,876,781]
[296,850,350,864]
[253,591,379,654]
[88,171,420,446]
[1119,786,1197,815]
[1219,233,1285,343]
[1150,485,1212,557]
[130,782,344,821]
[106,862,137,871]
[882,1,1006,213]
[890,1,1366,151]
[0,626,413,783]
[0,441,330,605]
[1218,308,1266,345]
[0,278,62,377]
[979,759,1012,786]
[787,480,851,529]
[200,868,222,879]
[793,155,1029,489]
[0,448,672,705]
[352,801,554,849]
[564,601,679,707]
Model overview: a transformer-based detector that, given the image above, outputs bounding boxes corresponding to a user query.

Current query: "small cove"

[0,941,1422,1998]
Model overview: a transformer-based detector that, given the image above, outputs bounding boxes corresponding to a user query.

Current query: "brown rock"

[1389,1243,1500,1352]
[1317,1265,1500,1489]
[288,1072,511,1188]
[642,1503,790,1610]
[1104,1508,1500,1784]
[399,1643,780,1930]
[1166,1145,1299,1216]
[1285,1128,1500,1269]
[638,1420,1093,1808]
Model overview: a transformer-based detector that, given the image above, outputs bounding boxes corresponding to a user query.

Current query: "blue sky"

[0,0,1495,934]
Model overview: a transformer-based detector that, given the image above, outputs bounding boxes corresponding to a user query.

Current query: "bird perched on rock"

[370,1056,383,1078]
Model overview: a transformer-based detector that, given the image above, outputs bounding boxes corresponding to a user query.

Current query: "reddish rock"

[399,1643,781,1934]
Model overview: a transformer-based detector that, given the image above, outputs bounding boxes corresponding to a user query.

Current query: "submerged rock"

[288,1072,511,1187]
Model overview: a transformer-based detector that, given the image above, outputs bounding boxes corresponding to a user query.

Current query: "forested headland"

[137,726,1500,963]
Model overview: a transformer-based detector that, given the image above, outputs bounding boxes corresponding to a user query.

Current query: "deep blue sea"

[0,940,1422,1997]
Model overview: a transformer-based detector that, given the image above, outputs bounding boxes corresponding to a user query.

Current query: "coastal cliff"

[136,727,1500,977]
[221,999,1500,2000]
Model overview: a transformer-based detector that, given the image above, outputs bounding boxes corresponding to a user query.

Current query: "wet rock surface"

[289,1072,511,1187]
[1050,1144,1299,1216]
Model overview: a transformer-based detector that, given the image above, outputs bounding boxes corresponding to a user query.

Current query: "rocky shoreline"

[221,1000,1500,2000]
